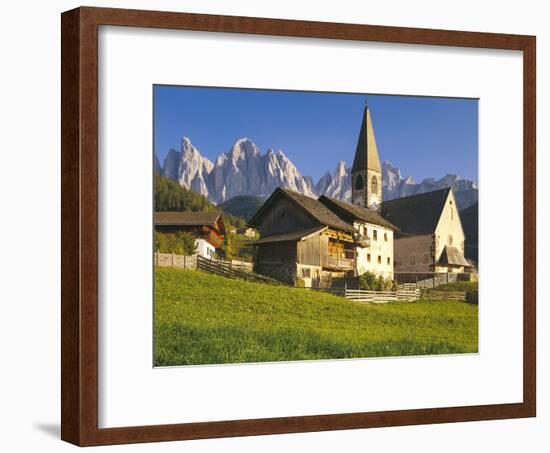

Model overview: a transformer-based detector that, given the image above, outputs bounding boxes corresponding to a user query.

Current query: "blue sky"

[154,86,478,184]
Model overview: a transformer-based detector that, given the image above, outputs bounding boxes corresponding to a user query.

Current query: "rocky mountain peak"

[161,136,478,210]
[229,138,260,160]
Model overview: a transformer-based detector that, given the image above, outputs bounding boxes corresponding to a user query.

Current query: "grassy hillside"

[154,268,478,366]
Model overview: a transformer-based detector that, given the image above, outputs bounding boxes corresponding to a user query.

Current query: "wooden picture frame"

[61,6,536,446]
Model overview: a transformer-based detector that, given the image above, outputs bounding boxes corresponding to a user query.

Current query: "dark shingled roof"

[251,226,327,244]
[319,195,398,231]
[380,188,451,235]
[351,104,381,174]
[438,245,471,267]
[248,188,354,232]
[154,211,222,228]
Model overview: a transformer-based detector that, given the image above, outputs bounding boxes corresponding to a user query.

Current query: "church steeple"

[351,102,382,210]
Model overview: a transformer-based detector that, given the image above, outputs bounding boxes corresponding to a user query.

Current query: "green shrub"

[358,271,394,291]
[155,231,197,255]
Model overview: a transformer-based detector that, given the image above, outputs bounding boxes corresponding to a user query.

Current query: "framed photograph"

[61,6,536,446]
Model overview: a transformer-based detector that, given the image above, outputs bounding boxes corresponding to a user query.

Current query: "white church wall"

[434,191,466,264]
[355,221,394,279]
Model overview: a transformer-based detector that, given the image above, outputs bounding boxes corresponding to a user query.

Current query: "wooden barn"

[248,188,357,287]
[154,211,226,249]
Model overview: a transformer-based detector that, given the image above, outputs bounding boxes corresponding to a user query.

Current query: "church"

[248,101,470,286]
[349,102,471,275]
[248,103,397,287]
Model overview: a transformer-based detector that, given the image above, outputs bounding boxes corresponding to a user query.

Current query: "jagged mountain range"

[156,137,478,210]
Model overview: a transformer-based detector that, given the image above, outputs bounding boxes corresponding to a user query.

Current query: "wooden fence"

[344,288,420,303]
[196,255,281,285]
[395,272,461,290]
[154,252,253,272]
[421,289,479,304]
[155,252,197,269]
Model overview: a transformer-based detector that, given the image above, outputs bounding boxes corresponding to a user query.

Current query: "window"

[410,254,416,266]
[373,229,378,241]
[371,175,378,194]
[301,267,311,278]
[367,253,371,262]
[378,255,382,264]
[355,174,364,190]
[384,232,388,241]
[422,253,430,264]
[387,257,391,265]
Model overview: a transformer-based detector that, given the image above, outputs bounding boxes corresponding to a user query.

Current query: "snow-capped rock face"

[318,161,351,202]
[162,137,317,204]
[161,138,214,197]
[160,136,478,211]
[177,137,213,196]
[382,160,402,195]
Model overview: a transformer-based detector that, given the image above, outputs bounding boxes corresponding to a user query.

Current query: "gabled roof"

[438,245,471,267]
[318,195,398,231]
[251,226,327,244]
[351,104,381,174]
[248,188,354,232]
[380,188,451,235]
[154,211,225,234]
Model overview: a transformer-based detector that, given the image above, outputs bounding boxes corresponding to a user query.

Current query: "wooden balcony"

[326,256,355,270]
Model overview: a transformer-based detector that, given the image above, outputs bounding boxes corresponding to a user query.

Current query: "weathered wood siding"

[297,233,321,266]
[258,196,318,237]
[320,233,329,267]
[256,241,297,264]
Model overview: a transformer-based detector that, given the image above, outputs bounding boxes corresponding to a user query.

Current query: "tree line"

[154,173,248,258]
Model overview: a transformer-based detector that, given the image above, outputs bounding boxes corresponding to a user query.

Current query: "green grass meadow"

[154,268,478,366]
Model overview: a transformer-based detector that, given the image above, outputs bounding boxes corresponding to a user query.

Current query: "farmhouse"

[248,188,358,287]
[319,195,397,279]
[381,188,471,273]
[154,211,226,258]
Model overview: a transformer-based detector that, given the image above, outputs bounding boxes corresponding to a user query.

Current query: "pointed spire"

[351,103,381,174]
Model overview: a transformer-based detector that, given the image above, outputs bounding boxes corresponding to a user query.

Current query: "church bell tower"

[351,102,382,210]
